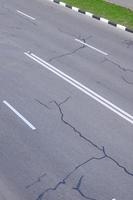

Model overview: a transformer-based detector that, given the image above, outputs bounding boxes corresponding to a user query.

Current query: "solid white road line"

[75,38,108,56]
[16,10,36,20]
[3,100,36,130]
[24,51,133,125]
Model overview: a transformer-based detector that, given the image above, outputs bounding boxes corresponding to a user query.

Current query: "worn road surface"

[0,0,133,200]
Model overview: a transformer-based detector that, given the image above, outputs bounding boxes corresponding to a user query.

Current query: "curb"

[49,0,133,34]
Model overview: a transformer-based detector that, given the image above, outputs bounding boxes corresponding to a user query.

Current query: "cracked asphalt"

[0,0,133,200]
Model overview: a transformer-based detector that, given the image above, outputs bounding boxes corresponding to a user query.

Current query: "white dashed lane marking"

[75,38,108,56]
[16,10,36,20]
[3,100,36,130]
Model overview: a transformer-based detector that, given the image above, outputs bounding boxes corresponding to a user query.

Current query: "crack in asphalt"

[47,44,86,63]
[52,98,133,176]
[58,96,71,106]
[101,57,133,85]
[81,36,93,43]
[121,76,133,85]
[47,35,92,63]
[26,173,47,189]
[35,97,133,200]
[46,33,93,63]
[52,98,103,151]
[36,155,106,200]
[73,176,97,200]
[102,146,133,176]
[101,57,133,73]
[57,27,93,43]
[35,99,51,109]
[123,40,133,48]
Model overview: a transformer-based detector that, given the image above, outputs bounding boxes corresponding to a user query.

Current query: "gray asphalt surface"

[106,0,133,9]
[0,0,133,200]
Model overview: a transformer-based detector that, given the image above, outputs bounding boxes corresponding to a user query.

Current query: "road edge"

[49,0,133,34]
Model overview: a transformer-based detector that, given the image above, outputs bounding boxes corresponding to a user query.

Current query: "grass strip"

[61,0,133,29]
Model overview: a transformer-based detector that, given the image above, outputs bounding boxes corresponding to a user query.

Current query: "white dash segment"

[16,10,36,20]
[3,100,36,130]
[75,38,108,56]
[24,52,133,125]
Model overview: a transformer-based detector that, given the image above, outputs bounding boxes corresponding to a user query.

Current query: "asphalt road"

[0,0,133,200]
[106,0,133,9]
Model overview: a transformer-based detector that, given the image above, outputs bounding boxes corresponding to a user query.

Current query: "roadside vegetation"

[62,0,133,29]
